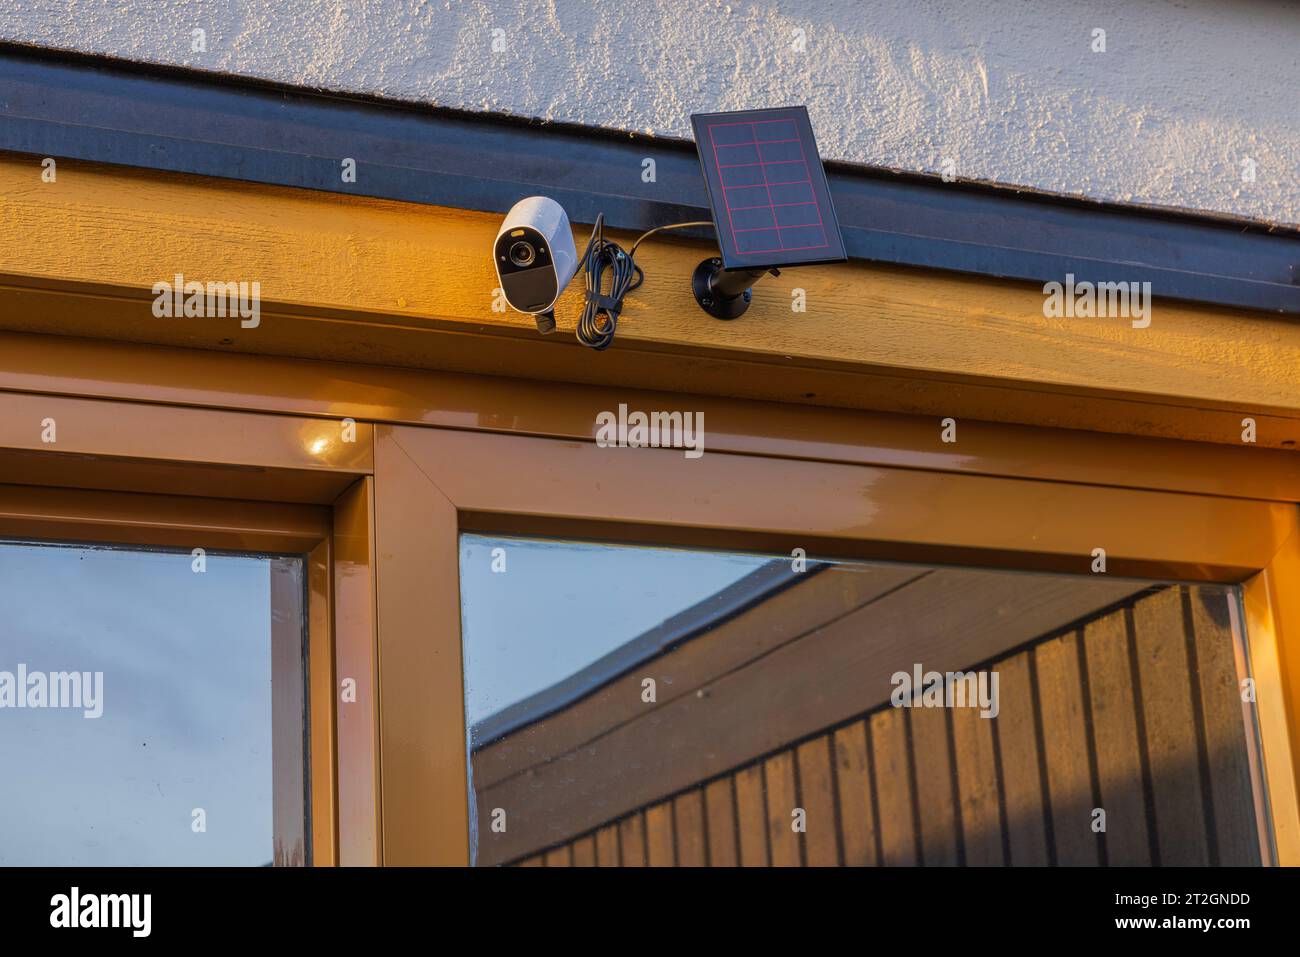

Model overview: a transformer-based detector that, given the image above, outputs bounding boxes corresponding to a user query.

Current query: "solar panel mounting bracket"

[692,259,780,320]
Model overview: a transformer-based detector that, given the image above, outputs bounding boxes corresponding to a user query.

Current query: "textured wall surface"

[3,0,1297,224]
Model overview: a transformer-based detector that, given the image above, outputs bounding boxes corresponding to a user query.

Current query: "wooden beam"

[0,390,372,504]
[3,331,1299,501]
[3,157,1300,448]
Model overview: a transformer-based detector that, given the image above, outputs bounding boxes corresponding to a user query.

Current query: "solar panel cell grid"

[691,107,846,269]
[708,119,828,255]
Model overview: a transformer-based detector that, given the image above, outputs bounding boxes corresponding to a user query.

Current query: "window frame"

[375,423,1300,866]
[0,393,379,867]
[2,375,1298,866]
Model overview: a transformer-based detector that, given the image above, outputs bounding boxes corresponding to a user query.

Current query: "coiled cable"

[573,216,714,351]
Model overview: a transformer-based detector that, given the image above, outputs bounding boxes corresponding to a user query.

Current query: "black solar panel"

[691,107,847,271]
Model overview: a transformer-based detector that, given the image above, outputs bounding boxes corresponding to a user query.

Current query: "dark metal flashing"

[470,560,826,748]
[1,43,1296,314]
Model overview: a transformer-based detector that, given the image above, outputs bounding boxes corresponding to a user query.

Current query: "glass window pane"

[0,540,305,866]
[459,534,1265,867]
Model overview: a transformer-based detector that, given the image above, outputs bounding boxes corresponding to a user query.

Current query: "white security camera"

[494,196,579,333]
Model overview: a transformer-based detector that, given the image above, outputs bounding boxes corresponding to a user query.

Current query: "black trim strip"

[1,45,1296,314]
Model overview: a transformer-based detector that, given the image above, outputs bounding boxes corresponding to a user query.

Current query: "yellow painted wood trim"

[1243,518,1300,865]
[0,389,372,473]
[2,155,1299,447]
[2,330,1299,501]
[332,476,382,866]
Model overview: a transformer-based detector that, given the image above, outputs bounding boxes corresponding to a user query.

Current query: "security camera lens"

[509,241,536,267]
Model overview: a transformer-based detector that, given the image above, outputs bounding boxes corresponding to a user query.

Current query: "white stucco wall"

[3,0,1297,224]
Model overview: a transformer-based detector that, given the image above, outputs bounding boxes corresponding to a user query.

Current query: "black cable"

[573,214,634,351]
[627,220,714,262]
[572,216,714,351]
